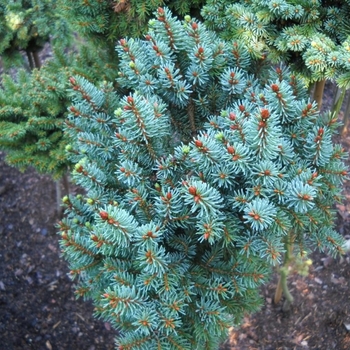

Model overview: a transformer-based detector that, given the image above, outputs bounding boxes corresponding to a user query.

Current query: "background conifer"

[202,0,350,110]
[0,0,71,69]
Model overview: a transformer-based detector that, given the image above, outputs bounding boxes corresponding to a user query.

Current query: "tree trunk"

[26,50,42,70]
[26,51,35,70]
[341,91,350,136]
[55,172,70,217]
[32,50,41,69]
[274,233,294,309]
[313,79,326,110]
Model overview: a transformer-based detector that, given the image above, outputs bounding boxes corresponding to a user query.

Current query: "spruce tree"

[0,64,68,179]
[0,0,71,69]
[202,0,350,108]
[58,8,347,349]
[0,44,120,181]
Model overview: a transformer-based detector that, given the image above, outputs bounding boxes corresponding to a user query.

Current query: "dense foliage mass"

[0,41,122,179]
[0,0,71,68]
[0,0,208,179]
[57,0,206,57]
[202,0,350,87]
[58,8,347,349]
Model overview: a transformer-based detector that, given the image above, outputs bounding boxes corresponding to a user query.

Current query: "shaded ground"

[0,151,116,350]
[0,83,350,349]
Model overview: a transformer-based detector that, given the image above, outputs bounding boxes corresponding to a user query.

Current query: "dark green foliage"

[0,41,121,179]
[59,9,347,349]
[56,0,207,79]
[0,0,71,69]
[0,64,69,178]
[58,0,206,45]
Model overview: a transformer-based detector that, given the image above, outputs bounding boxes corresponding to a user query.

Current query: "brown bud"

[271,84,279,92]
[227,146,235,154]
[229,112,236,120]
[99,211,109,220]
[195,139,203,147]
[260,109,270,119]
[188,186,197,195]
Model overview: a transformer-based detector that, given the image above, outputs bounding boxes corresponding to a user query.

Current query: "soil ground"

[0,151,116,350]
[0,76,350,349]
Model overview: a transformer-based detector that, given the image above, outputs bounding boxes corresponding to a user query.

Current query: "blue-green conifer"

[59,8,347,349]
